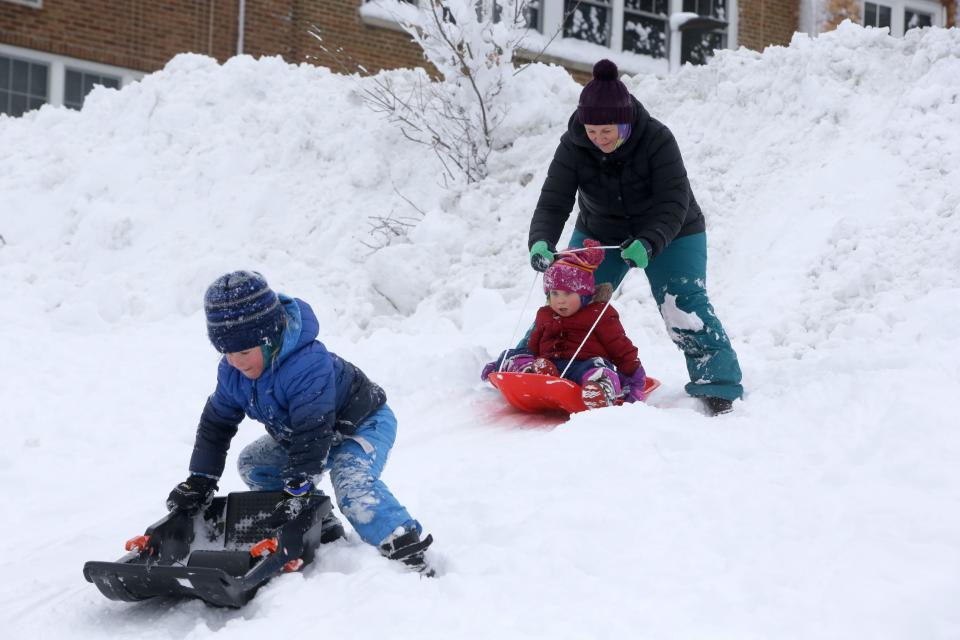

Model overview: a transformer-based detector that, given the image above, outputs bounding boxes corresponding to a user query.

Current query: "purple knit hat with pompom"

[577,59,634,125]
[544,239,606,296]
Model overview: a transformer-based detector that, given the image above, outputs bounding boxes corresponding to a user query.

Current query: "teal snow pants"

[569,229,743,401]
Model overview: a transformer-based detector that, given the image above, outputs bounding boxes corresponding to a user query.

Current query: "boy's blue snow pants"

[237,404,421,546]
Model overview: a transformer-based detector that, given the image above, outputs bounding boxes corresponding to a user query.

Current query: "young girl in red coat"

[483,240,647,409]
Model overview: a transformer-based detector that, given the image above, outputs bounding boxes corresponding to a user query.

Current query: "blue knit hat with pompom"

[204,271,284,354]
[577,59,634,125]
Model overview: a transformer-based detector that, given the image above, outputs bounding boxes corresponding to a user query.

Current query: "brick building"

[1,0,955,117]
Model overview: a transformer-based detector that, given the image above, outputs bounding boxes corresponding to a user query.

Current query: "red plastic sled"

[488,372,661,414]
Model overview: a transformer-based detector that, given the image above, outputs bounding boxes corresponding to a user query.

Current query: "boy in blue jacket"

[166,271,433,575]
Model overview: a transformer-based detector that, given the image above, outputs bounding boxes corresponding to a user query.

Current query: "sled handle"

[559,245,620,253]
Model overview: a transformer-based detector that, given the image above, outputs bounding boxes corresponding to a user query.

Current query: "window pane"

[10,93,27,117]
[879,5,891,28]
[30,63,47,98]
[12,59,29,93]
[627,0,667,14]
[624,15,667,58]
[65,69,121,109]
[905,10,932,29]
[0,56,48,115]
[865,3,877,26]
[564,1,611,45]
[683,30,724,65]
[82,74,97,99]
[525,0,540,29]
[682,0,724,18]
[65,70,83,105]
[712,0,726,20]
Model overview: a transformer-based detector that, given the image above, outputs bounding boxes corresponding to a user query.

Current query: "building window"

[564,0,612,46]
[861,0,941,34]
[64,68,120,110]
[0,54,48,117]
[623,0,668,58]
[864,1,893,28]
[904,8,932,29]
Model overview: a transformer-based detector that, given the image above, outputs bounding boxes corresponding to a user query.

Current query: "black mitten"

[166,475,218,513]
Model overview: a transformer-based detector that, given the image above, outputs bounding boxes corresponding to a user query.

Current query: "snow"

[1,21,959,640]
[670,12,702,30]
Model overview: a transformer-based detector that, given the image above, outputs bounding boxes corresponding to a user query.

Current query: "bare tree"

[349,1,534,184]
[310,1,579,185]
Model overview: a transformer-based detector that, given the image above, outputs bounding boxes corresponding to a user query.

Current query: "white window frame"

[0,43,141,111]
[861,0,945,35]
[1,0,43,8]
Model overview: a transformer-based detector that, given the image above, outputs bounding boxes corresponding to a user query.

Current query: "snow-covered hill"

[0,21,958,640]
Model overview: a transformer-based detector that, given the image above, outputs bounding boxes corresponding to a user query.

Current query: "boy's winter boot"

[530,357,559,377]
[703,396,734,416]
[581,368,621,409]
[379,526,435,577]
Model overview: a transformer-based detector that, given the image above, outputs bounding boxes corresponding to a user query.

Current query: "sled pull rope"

[559,272,630,379]
[563,245,620,253]
[499,272,541,373]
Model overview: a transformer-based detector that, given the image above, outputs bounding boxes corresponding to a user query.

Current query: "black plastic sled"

[83,490,335,608]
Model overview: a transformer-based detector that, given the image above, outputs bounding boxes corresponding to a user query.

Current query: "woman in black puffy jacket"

[527,59,742,415]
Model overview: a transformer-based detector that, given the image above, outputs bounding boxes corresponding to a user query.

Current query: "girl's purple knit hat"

[544,239,605,296]
[577,59,634,125]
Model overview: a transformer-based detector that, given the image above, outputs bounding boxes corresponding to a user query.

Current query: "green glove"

[620,238,650,269]
[529,240,555,272]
